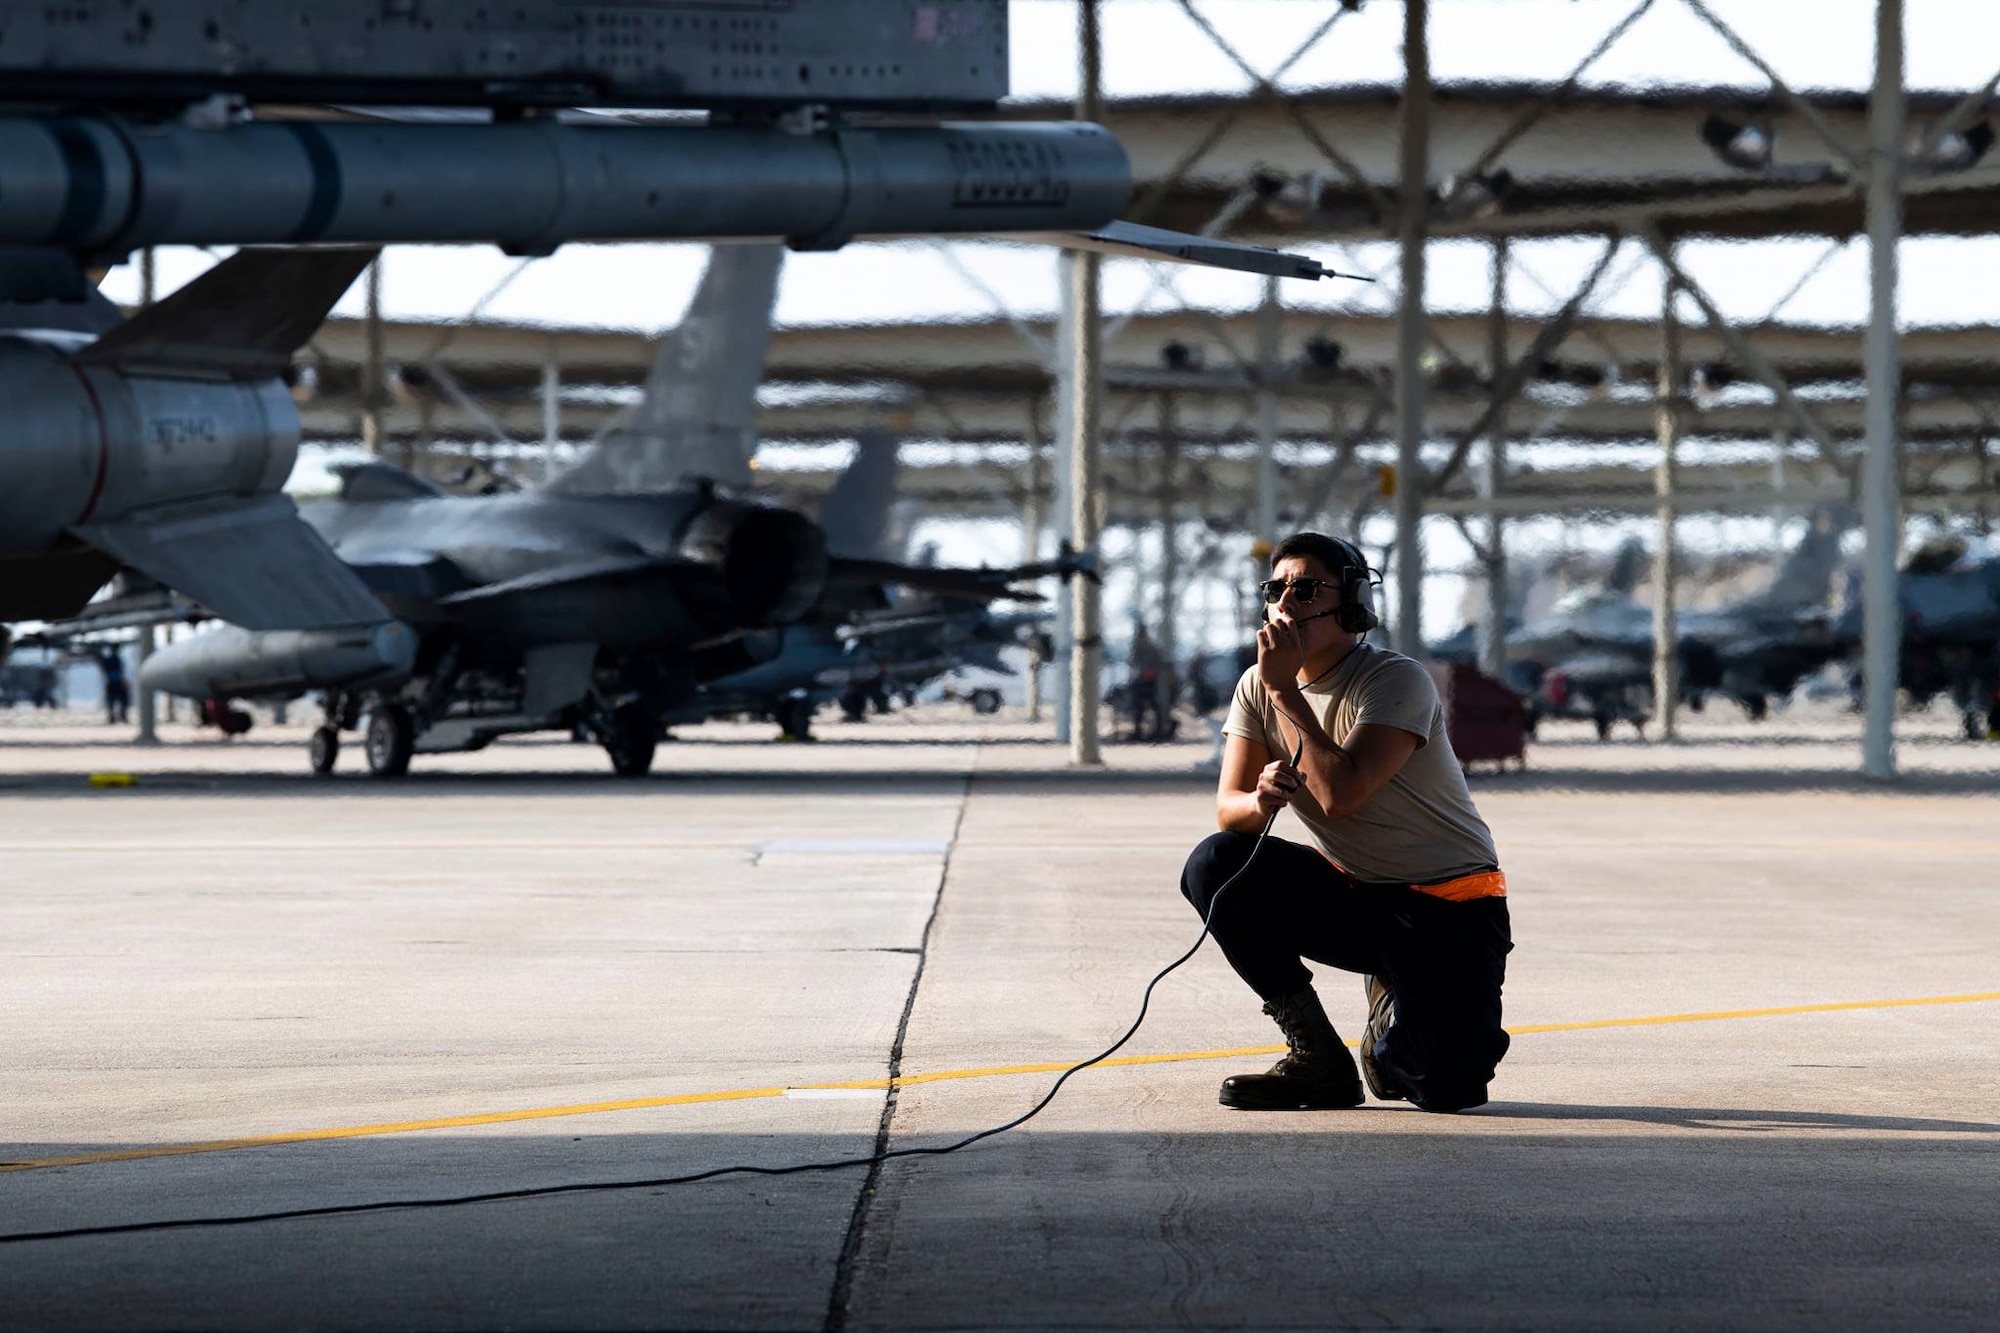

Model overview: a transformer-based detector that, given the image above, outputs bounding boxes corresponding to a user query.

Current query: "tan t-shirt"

[1223,642,1499,884]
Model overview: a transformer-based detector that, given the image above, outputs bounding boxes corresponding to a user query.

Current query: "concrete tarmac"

[1,704,1995,1330]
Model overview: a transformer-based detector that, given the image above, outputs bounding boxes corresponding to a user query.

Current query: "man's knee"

[1180,830,1260,916]
[1377,1013,1508,1112]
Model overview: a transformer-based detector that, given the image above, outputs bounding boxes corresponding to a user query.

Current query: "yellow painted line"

[4,989,1996,1175]
[1504,989,2000,1035]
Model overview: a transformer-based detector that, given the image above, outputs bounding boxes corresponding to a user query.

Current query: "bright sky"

[99,0,2000,331]
[94,0,2000,648]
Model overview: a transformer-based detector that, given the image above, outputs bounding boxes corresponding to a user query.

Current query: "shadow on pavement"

[1478,1101,2000,1134]
[2,1120,1995,1330]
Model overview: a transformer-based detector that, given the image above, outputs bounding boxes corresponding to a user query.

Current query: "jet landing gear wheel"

[309,727,340,775]
[365,706,415,777]
[605,702,657,778]
[775,695,816,742]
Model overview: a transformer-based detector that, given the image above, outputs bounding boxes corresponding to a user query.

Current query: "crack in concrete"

[821,747,978,1333]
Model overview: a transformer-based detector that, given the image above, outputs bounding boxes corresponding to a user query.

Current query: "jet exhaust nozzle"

[677,501,829,631]
[138,621,417,700]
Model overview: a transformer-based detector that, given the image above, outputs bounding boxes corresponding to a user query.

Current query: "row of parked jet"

[5,245,1068,776]
[1433,512,2000,741]
[10,245,1996,762]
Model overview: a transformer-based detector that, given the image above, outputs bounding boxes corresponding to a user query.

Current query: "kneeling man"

[1183,533,1512,1112]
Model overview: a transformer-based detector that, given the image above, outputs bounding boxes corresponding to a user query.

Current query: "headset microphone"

[1262,605,1352,630]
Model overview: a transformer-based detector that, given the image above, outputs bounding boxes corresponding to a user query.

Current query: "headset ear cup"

[1340,568,1380,633]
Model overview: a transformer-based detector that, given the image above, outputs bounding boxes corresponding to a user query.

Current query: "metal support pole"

[1255,275,1281,545]
[134,627,157,744]
[1024,403,1047,723]
[1067,0,1104,766]
[1053,265,1076,745]
[1068,249,1104,766]
[1653,265,1682,741]
[1479,237,1509,680]
[362,256,386,456]
[135,247,162,742]
[1862,0,1905,781]
[1157,392,1181,727]
[1393,0,1430,656]
[541,351,561,482]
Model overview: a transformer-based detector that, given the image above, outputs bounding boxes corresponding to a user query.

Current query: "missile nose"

[136,634,206,697]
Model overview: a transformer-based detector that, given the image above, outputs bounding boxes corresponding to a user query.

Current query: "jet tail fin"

[77,248,378,379]
[1606,538,1647,595]
[73,494,388,630]
[817,430,902,562]
[1760,505,1853,608]
[549,244,783,494]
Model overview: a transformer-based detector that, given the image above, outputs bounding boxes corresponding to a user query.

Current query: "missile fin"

[78,248,379,379]
[996,221,1364,282]
[72,493,388,630]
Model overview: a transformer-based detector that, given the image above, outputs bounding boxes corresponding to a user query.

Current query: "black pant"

[1181,831,1513,1112]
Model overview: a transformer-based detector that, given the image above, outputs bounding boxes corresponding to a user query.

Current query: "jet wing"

[828,558,1048,604]
[71,494,388,630]
[435,554,671,607]
[30,586,206,638]
[433,554,700,645]
[346,555,471,602]
[828,545,1093,604]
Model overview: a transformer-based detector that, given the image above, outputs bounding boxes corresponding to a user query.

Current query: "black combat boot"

[1218,986,1365,1110]
[1360,974,1405,1102]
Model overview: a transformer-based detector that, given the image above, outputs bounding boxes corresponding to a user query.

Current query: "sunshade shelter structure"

[284,0,1996,777]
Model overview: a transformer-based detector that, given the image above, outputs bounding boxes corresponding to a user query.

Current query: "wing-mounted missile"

[0,118,1341,282]
[0,247,390,628]
[139,621,419,702]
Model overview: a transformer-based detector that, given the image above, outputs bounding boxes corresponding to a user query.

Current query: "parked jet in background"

[1854,540,2000,740]
[139,460,831,775]
[137,244,1072,774]
[1495,511,1850,736]
[550,241,1064,742]
[680,429,1057,739]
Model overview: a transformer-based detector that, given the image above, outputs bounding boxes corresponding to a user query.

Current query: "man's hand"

[1253,758,1300,815]
[1255,618,1305,694]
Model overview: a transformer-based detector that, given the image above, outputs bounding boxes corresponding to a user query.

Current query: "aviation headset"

[1263,534,1383,636]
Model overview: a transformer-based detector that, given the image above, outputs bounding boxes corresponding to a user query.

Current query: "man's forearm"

[1217,789,1271,834]
[1269,686,1353,816]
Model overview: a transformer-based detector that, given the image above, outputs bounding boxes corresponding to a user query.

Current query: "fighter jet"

[1503,511,1851,736]
[679,429,1056,740]
[1849,540,2000,740]
[136,457,833,776]
[0,247,388,631]
[136,244,1070,776]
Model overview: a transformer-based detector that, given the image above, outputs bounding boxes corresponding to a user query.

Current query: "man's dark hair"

[1269,531,1366,574]
[1268,531,1380,633]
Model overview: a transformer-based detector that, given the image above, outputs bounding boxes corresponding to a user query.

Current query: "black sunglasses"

[1258,577,1335,605]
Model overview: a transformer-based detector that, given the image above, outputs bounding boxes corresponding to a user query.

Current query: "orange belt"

[1411,869,1508,902]
[1326,852,1509,903]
